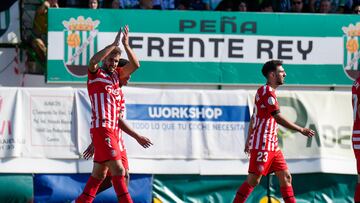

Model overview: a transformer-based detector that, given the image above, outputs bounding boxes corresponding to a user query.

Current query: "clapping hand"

[82,143,94,160]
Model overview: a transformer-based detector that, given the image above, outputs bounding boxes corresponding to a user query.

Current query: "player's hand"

[300,128,315,137]
[244,144,250,157]
[112,27,122,46]
[82,143,94,160]
[136,135,153,148]
[121,25,129,47]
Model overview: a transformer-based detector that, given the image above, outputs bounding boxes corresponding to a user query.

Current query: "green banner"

[48,9,359,85]
[0,174,33,203]
[153,174,356,202]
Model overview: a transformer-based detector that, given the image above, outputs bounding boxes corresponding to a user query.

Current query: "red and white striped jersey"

[352,77,360,136]
[87,67,124,130]
[249,85,280,152]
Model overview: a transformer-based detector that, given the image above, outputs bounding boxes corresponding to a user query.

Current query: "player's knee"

[111,165,125,176]
[283,173,292,185]
[91,172,107,180]
[247,177,261,187]
[124,170,130,180]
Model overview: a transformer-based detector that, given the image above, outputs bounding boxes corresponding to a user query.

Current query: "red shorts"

[91,127,122,163]
[248,149,288,176]
[353,137,360,173]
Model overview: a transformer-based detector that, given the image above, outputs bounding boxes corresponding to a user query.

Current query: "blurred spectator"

[260,0,274,12]
[215,0,235,11]
[319,0,332,13]
[291,0,305,12]
[153,0,175,9]
[103,0,124,8]
[176,0,189,9]
[31,0,59,66]
[276,0,292,12]
[189,0,209,10]
[88,0,99,9]
[237,1,248,11]
[112,0,121,8]
[353,4,360,13]
[309,0,352,13]
[133,0,153,9]
[153,0,175,10]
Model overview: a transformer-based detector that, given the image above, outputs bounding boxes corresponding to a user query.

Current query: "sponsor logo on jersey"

[105,85,121,96]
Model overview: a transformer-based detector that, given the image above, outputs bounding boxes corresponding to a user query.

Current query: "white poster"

[0,87,23,157]
[22,88,78,158]
[120,88,250,159]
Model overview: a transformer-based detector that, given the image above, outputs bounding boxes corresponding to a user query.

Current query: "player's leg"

[96,170,112,194]
[233,173,262,203]
[76,162,108,203]
[96,157,129,194]
[233,149,271,203]
[106,159,133,203]
[354,148,360,203]
[275,170,295,203]
[121,150,130,186]
[273,151,295,203]
[125,169,130,186]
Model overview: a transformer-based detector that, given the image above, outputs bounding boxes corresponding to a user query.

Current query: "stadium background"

[0,0,358,202]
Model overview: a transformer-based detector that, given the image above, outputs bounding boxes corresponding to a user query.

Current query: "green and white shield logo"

[342,23,360,81]
[62,16,100,77]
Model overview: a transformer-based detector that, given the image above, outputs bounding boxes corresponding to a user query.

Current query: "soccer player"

[75,25,152,203]
[352,75,360,203]
[82,60,133,193]
[233,60,315,203]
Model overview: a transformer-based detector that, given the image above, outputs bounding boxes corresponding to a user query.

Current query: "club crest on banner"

[62,16,100,77]
[342,22,360,81]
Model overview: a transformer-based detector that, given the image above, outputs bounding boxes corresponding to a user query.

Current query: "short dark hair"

[110,46,122,56]
[118,58,129,67]
[262,60,283,78]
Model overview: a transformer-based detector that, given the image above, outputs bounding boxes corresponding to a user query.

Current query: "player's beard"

[276,76,284,85]
[105,65,116,73]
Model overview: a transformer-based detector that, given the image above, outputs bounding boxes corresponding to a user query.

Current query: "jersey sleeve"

[264,91,280,115]
[87,68,100,80]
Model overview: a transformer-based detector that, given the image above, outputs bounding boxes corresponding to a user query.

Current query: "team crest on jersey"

[105,137,112,148]
[62,16,100,78]
[342,22,360,81]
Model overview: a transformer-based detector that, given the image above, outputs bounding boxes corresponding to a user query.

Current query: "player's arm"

[244,115,255,154]
[88,28,122,73]
[273,112,314,137]
[118,117,153,148]
[119,25,140,78]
